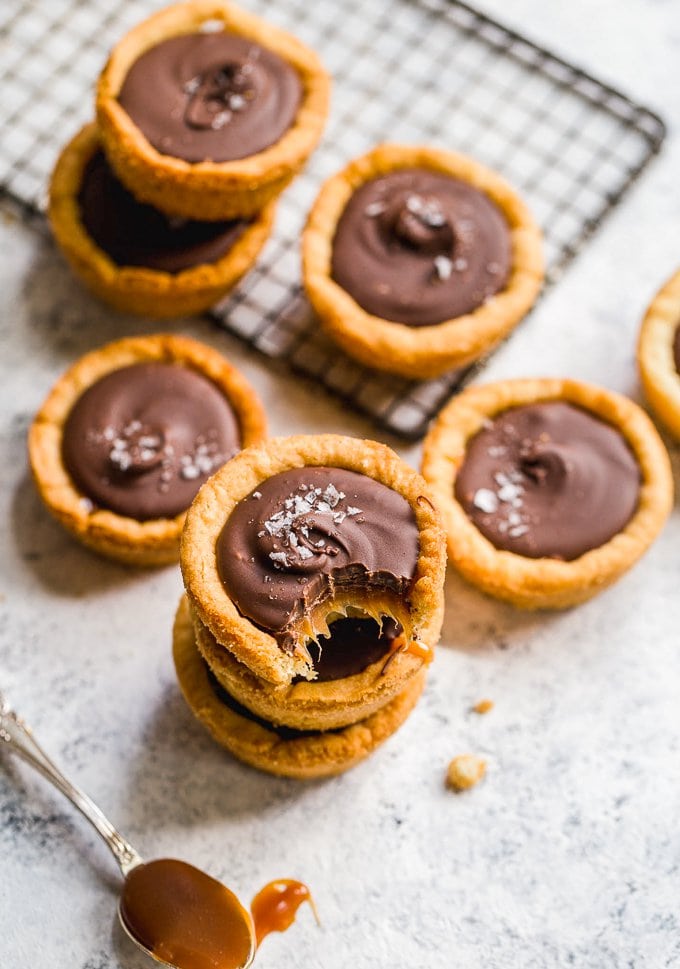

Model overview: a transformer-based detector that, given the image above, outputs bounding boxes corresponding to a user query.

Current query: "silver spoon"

[0,690,256,969]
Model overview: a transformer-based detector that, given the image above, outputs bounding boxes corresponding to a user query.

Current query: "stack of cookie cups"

[49,0,330,317]
[175,435,447,778]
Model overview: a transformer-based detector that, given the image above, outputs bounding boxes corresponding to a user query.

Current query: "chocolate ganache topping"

[78,151,248,272]
[118,32,302,164]
[673,322,680,376]
[331,168,511,326]
[217,467,419,651]
[455,402,640,560]
[62,362,240,521]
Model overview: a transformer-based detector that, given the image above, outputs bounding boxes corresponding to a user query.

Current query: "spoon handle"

[0,690,143,876]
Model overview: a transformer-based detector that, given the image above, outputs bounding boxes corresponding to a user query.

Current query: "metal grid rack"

[0,0,666,439]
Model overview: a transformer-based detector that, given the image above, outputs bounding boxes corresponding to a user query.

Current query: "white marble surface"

[2,1,680,967]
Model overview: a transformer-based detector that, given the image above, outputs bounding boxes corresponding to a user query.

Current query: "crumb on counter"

[446,754,487,791]
[472,698,494,714]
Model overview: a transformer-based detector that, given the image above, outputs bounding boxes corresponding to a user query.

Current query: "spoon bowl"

[118,857,256,969]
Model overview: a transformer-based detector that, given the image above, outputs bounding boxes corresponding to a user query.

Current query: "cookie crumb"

[472,698,494,715]
[446,754,487,791]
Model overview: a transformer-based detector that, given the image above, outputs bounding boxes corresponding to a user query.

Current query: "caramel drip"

[403,638,434,664]
[380,634,433,676]
[392,634,434,664]
[251,879,317,947]
[120,859,253,969]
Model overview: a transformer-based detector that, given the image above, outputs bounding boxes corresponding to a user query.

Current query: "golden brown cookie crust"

[638,268,680,440]
[48,123,276,318]
[173,596,426,779]
[96,0,330,220]
[28,334,267,566]
[181,434,446,684]
[421,377,673,609]
[302,143,544,380]
[190,600,425,731]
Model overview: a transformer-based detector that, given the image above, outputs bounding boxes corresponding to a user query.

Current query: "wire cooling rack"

[0,0,665,439]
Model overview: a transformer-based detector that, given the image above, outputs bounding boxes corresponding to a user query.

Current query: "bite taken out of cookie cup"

[180,434,446,685]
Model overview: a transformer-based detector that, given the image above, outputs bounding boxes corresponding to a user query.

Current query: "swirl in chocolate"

[216,468,419,652]
[331,168,511,326]
[455,402,640,560]
[118,32,302,163]
[674,322,680,376]
[78,151,248,272]
[62,363,240,521]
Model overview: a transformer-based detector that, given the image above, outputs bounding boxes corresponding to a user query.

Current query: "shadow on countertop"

[10,471,155,597]
[119,678,335,837]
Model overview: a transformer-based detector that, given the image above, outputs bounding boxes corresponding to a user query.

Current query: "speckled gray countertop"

[1,1,680,967]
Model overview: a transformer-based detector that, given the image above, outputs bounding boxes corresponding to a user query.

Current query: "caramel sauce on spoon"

[120,863,317,968]
[120,859,255,969]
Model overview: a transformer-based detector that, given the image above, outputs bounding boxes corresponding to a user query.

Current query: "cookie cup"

[181,434,446,685]
[190,602,426,731]
[49,123,276,318]
[96,0,329,220]
[303,143,544,380]
[421,378,673,608]
[28,334,266,566]
[173,596,426,779]
[638,268,680,439]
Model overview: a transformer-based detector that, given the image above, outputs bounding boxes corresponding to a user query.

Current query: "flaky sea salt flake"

[324,483,343,508]
[433,255,453,280]
[472,488,498,514]
[365,200,387,217]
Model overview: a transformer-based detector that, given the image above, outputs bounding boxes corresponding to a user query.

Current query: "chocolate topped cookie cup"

[49,124,275,318]
[303,144,544,379]
[421,378,673,608]
[180,435,446,686]
[28,334,266,566]
[49,124,276,317]
[638,268,680,440]
[96,0,329,220]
